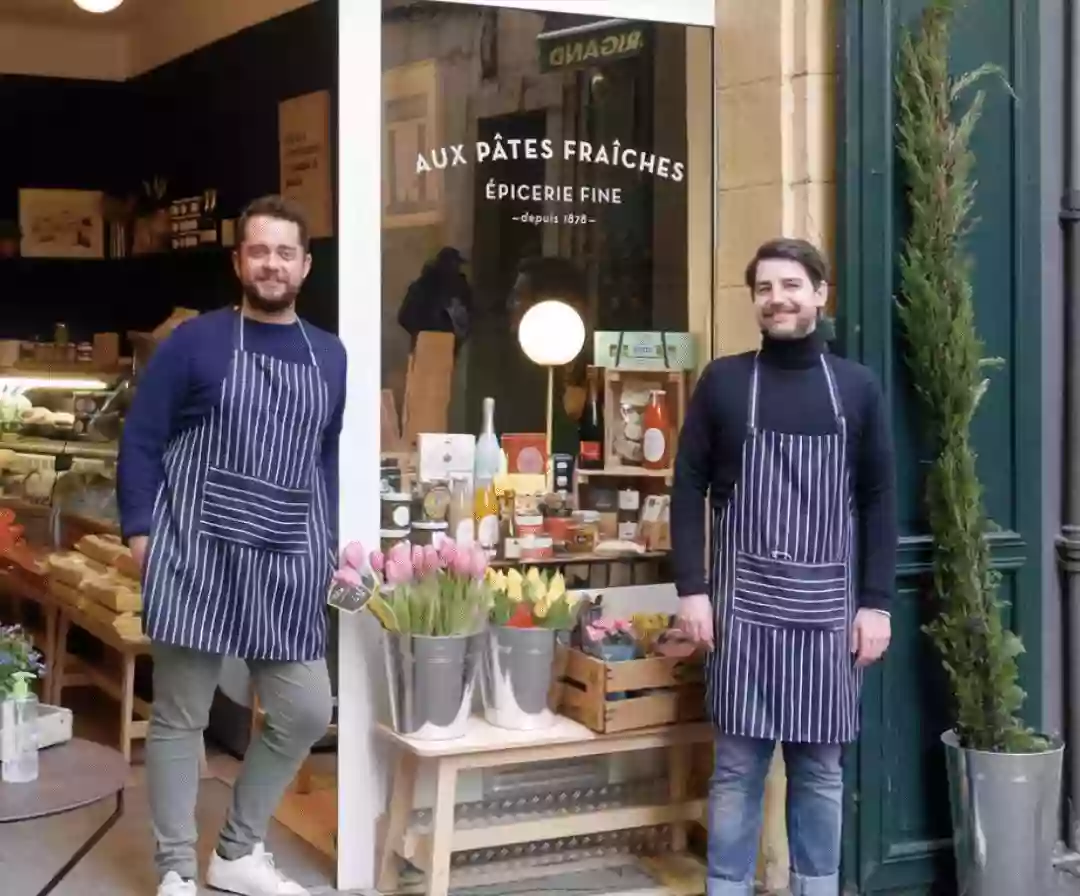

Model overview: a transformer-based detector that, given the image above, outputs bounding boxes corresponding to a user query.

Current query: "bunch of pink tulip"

[335,538,494,637]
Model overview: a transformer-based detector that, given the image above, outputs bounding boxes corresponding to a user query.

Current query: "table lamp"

[517,300,586,489]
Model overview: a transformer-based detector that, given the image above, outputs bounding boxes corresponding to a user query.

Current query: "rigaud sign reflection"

[538,21,647,74]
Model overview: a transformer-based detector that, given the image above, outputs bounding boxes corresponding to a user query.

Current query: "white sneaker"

[206,843,310,896]
[157,871,197,896]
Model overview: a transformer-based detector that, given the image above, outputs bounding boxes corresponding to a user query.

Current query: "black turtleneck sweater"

[670,332,897,612]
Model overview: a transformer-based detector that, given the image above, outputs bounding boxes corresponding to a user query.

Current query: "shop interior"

[0,0,719,893]
[0,1,342,892]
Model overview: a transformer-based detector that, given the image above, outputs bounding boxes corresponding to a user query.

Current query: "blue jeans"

[707,735,843,896]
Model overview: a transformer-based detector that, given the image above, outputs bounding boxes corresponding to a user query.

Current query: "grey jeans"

[148,643,333,881]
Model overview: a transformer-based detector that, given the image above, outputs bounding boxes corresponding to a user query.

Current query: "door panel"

[836,0,1043,892]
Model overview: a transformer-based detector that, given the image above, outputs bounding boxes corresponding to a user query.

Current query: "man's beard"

[242,279,300,315]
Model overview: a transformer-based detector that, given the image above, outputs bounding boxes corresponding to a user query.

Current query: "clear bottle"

[474,478,500,557]
[474,397,502,483]
[448,474,475,546]
[1,672,39,784]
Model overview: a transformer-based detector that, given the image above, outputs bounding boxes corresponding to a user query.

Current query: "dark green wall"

[836,0,1043,892]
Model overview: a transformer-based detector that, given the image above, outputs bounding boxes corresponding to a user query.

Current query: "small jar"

[380,529,410,554]
[421,483,451,522]
[410,520,448,548]
[515,514,544,536]
[380,492,412,530]
[544,515,572,544]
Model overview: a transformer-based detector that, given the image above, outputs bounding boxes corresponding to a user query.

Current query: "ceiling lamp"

[73,0,125,13]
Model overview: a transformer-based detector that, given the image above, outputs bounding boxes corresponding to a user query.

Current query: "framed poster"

[279,89,334,239]
[19,189,105,259]
[382,59,443,229]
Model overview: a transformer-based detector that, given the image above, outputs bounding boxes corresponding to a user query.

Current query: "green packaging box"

[593,331,697,370]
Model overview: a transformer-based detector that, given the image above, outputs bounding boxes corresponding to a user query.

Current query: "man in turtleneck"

[671,238,896,896]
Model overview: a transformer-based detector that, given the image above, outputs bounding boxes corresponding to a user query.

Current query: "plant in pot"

[895,3,1061,893]
[481,567,584,730]
[334,538,493,741]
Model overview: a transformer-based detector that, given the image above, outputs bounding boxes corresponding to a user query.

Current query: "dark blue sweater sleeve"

[671,363,720,597]
[855,374,897,611]
[117,331,191,541]
[321,344,346,543]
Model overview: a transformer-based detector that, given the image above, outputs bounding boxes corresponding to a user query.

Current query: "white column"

[336,0,384,889]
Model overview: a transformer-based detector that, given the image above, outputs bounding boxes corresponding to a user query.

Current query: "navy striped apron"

[142,313,333,661]
[706,354,861,743]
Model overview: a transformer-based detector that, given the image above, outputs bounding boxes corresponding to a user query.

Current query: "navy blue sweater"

[670,331,897,611]
[117,307,346,542]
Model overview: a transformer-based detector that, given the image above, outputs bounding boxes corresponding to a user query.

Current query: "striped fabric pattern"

[706,354,862,744]
[143,315,333,662]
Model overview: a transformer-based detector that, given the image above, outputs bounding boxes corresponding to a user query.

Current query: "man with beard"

[118,195,345,896]
[672,238,896,896]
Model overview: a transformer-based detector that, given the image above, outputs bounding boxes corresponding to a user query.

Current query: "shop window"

[380,1,712,588]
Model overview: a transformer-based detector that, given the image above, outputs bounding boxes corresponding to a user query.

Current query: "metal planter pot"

[942,730,1064,896]
[480,626,559,730]
[383,630,484,741]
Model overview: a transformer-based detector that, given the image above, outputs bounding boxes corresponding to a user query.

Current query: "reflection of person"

[510,256,590,420]
[397,246,473,350]
[671,238,896,896]
[118,195,346,896]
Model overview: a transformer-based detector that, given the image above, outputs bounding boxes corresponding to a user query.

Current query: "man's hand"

[851,608,891,667]
[129,535,149,572]
[675,594,714,648]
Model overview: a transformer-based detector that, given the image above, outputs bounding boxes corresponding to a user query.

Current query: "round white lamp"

[73,0,124,13]
[517,300,586,488]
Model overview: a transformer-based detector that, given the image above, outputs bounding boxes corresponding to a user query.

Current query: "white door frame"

[336,1,715,889]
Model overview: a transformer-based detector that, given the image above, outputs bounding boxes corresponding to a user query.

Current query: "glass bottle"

[642,389,670,470]
[449,474,475,546]
[474,397,502,483]
[578,368,605,470]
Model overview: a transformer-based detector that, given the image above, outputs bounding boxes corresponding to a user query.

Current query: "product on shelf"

[642,389,671,470]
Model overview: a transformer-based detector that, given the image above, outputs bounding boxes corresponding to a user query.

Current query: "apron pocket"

[200,466,312,554]
[731,550,847,631]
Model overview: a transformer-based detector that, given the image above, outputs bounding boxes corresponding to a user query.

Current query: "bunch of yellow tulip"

[486,567,584,630]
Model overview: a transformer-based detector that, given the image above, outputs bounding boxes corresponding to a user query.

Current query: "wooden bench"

[376,716,713,896]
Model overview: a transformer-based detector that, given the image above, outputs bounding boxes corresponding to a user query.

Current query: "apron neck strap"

[747,353,845,433]
[236,311,318,367]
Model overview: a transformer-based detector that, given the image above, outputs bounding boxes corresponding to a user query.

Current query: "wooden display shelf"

[376,716,711,896]
[0,435,119,460]
[0,363,125,380]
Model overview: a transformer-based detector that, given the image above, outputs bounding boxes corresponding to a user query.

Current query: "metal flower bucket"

[383,630,484,740]
[942,730,1064,896]
[480,626,559,730]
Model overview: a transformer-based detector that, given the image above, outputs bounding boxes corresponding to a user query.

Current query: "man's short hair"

[744,238,830,290]
[237,195,311,252]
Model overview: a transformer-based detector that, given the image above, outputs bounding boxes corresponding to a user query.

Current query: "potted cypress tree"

[894,3,1063,894]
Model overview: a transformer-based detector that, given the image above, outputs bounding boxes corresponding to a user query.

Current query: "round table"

[0,738,128,896]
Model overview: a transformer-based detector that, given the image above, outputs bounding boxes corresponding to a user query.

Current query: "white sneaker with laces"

[157,871,197,896]
[206,842,310,896]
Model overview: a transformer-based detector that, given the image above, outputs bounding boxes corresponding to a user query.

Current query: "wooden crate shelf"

[556,646,704,734]
[601,368,688,473]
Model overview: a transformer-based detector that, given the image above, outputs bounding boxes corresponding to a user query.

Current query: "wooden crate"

[602,368,688,474]
[556,645,704,733]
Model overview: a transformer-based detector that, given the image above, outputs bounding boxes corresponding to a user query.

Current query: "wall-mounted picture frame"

[19,188,105,259]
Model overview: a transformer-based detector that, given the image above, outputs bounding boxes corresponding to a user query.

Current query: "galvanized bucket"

[480,626,558,730]
[383,630,484,741]
[942,730,1063,896]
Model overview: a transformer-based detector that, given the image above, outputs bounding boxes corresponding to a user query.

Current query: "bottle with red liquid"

[642,389,670,470]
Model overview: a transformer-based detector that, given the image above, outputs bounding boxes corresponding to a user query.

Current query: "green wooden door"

[835,1,1044,892]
